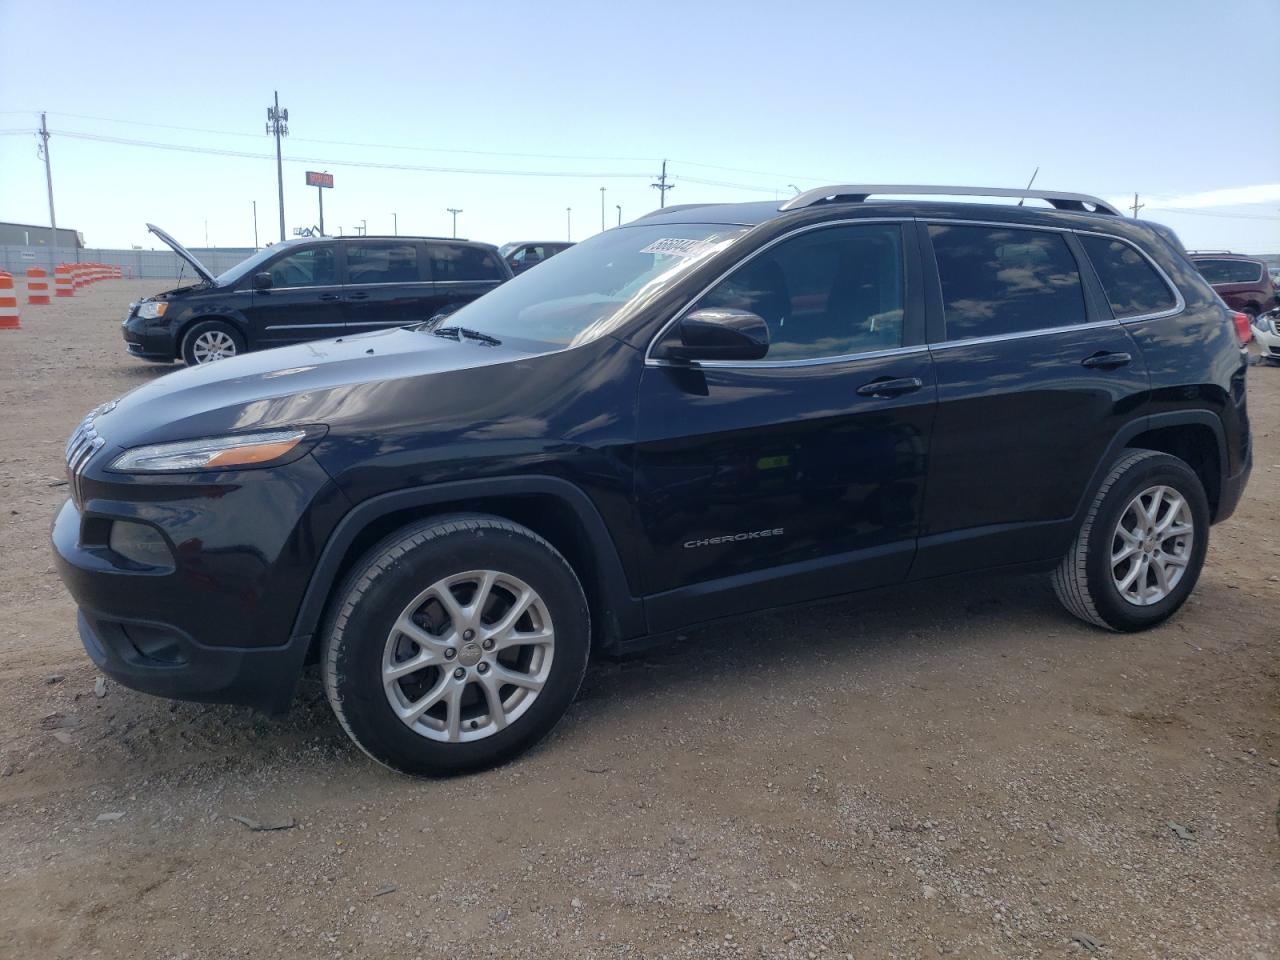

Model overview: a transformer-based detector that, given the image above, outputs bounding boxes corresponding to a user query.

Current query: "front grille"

[65,412,106,508]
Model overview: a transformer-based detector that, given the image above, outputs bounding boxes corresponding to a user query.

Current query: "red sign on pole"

[305,171,334,188]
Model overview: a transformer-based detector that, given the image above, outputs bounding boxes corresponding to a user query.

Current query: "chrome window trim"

[265,283,344,293]
[342,280,432,289]
[434,278,503,286]
[648,344,929,370]
[928,317,1121,352]
[642,217,911,370]
[1073,229,1185,323]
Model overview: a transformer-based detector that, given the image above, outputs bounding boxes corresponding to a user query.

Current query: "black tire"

[321,515,590,776]
[180,319,244,366]
[1052,449,1210,632]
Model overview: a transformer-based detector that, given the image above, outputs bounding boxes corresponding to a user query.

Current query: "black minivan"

[123,225,512,365]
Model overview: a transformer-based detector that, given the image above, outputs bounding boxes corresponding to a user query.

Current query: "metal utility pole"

[566,207,572,241]
[651,159,674,208]
[265,92,289,241]
[352,219,366,237]
[38,112,57,256]
[1130,192,1144,219]
[252,201,259,250]
[447,208,462,238]
[616,204,622,227]
[600,187,607,231]
[391,213,398,236]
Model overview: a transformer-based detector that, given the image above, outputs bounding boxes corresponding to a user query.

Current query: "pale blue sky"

[2,0,1278,252]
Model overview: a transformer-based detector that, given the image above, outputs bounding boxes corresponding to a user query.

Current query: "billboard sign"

[305,171,334,189]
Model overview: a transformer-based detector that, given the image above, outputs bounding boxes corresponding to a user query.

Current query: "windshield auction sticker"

[639,238,715,258]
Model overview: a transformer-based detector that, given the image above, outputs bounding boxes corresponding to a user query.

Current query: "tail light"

[1231,311,1252,345]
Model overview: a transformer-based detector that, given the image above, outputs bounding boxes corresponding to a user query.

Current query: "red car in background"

[1189,252,1278,317]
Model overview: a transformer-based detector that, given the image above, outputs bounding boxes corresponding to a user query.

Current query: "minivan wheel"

[321,515,590,776]
[1052,449,1209,632]
[181,320,244,365]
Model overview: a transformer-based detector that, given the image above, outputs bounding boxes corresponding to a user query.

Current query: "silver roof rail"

[778,184,1122,216]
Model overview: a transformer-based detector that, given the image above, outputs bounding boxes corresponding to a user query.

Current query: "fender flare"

[288,475,646,647]
[1071,410,1227,528]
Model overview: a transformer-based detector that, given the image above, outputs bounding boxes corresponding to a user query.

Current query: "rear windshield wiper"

[430,325,502,346]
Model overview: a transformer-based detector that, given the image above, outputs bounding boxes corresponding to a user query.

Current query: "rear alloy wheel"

[1053,449,1209,631]
[181,320,244,366]
[322,515,590,776]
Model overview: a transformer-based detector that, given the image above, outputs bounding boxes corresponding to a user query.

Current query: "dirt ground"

[0,280,1276,960]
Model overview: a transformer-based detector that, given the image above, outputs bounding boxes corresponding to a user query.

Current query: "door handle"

[1081,351,1132,370]
[347,291,370,301]
[318,293,341,301]
[855,376,924,398]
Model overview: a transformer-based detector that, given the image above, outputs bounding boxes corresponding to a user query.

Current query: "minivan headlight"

[136,301,168,320]
[110,429,312,473]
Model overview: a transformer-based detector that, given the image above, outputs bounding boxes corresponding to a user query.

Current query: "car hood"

[146,222,218,285]
[94,327,545,448]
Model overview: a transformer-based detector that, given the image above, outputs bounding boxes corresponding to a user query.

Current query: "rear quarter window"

[427,244,506,282]
[1078,234,1177,318]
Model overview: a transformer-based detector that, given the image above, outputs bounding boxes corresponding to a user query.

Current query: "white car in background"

[1254,307,1280,365]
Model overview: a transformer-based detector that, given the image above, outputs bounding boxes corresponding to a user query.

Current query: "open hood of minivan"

[146,222,218,285]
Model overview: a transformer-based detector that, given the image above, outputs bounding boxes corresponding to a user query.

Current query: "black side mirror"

[660,308,770,362]
[252,272,273,290]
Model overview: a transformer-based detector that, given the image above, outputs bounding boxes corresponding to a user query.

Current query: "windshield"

[440,223,750,346]
[213,245,293,286]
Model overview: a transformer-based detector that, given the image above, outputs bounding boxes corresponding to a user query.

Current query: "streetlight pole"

[566,207,572,242]
[447,208,462,238]
[391,213,398,236]
[616,204,622,227]
[252,201,259,251]
[600,187,606,231]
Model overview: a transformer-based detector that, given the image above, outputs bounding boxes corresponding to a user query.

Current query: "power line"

[51,130,656,179]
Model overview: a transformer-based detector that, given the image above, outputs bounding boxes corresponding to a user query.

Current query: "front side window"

[1079,234,1177,318]
[428,244,505,282]
[346,242,420,284]
[1194,259,1263,285]
[929,225,1087,340]
[693,223,905,361]
[268,246,337,288]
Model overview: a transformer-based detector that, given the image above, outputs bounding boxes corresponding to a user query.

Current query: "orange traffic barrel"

[26,267,51,305]
[0,273,20,329]
[55,264,74,297]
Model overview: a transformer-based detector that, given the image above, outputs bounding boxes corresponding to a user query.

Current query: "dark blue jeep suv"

[53,185,1252,776]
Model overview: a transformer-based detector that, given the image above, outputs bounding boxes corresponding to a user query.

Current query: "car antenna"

[1017,166,1039,207]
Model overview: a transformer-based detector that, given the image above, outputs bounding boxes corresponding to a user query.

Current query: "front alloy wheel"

[191,329,238,363]
[322,515,590,776]
[383,570,555,742]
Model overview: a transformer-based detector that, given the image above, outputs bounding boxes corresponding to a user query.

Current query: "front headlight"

[110,429,313,473]
[136,301,168,320]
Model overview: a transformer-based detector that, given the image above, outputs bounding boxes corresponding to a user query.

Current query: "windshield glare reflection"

[441,223,750,348]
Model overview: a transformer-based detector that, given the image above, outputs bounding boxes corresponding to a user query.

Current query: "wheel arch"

[291,477,646,660]
[1077,411,1227,526]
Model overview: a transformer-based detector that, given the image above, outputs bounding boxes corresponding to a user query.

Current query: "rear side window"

[695,222,905,361]
[346,242,421,284]
[929,225,1086,341]
[427,244,505,282]
[1194,259,1263,285]
[1078,234,1177,318]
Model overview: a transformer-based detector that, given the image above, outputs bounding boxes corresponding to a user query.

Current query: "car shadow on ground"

[16,570,1099,789]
